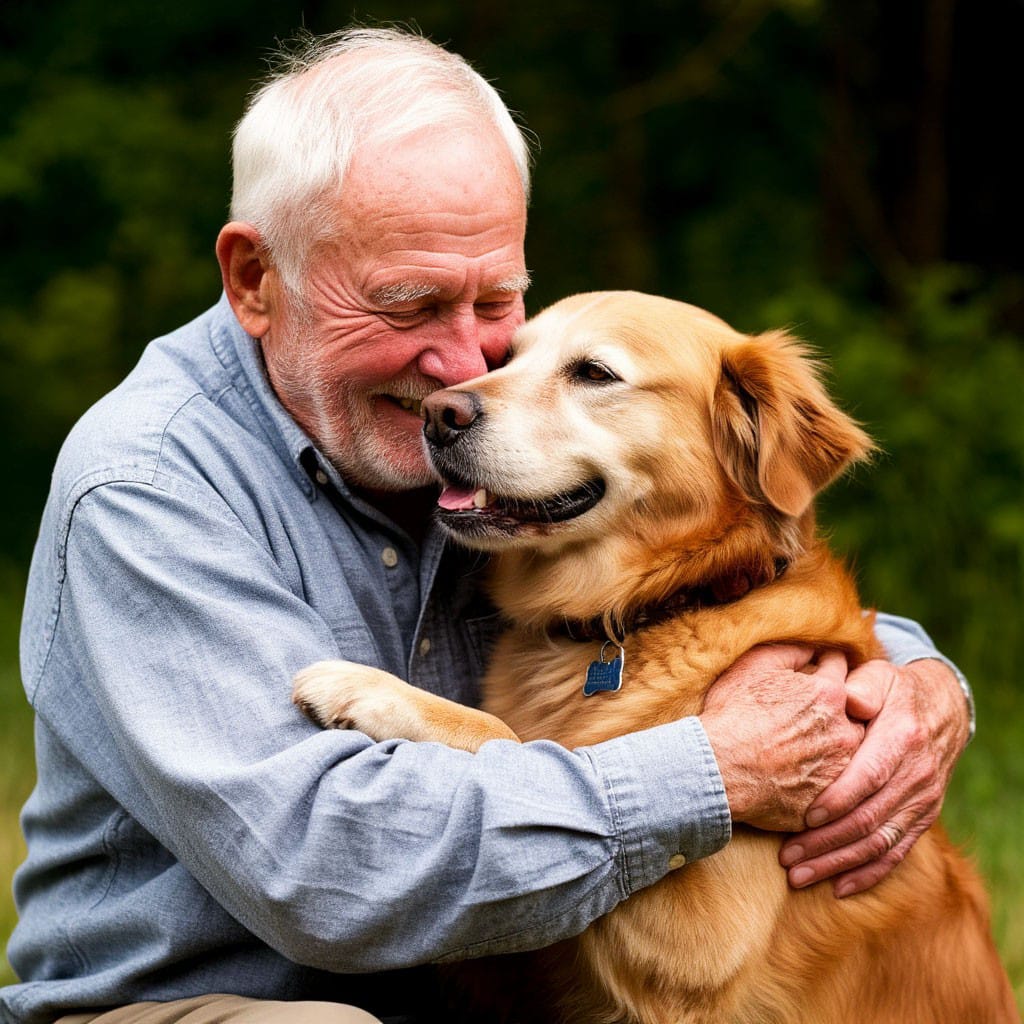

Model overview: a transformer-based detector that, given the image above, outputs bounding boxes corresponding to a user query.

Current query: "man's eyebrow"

[369,272,532,308]
[489,271,532,296]
[369,282,443,307]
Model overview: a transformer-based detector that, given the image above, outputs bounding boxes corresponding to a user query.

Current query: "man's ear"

[711,330,875,517]
[215,222,274,338]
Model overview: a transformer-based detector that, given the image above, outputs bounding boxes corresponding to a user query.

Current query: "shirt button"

[315,469,328,485]
[381,547,399,568]
[418,637,431,657]
[668,853,687,871]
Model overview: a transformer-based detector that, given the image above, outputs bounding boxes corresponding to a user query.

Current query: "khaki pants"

[55,993,382,1024]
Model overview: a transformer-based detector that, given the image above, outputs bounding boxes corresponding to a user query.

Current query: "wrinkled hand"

[779,658,971,898]
[701,645,864,832]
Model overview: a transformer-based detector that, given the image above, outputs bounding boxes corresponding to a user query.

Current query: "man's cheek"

[482,320,521,370]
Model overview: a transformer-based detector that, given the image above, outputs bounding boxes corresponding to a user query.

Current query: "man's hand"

[778,658,971,898]
[700,645,864,832]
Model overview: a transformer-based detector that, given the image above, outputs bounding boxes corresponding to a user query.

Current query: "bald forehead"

[304,126,527,312]
[341,126,525,219]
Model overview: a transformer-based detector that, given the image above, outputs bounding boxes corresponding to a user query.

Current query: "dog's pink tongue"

[438,485,478,511]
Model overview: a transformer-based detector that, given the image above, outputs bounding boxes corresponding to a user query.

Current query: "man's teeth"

[473,489,489,508]
[397,397,422,415]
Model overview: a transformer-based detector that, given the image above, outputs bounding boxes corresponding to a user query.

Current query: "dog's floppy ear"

[711,330,874,517]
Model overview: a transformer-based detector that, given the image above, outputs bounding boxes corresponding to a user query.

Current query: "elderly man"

[3,27,971,1024]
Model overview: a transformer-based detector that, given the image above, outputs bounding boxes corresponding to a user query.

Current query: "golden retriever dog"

[294,292,1016,1023]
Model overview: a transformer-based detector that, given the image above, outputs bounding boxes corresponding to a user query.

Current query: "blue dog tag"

[583,642,625,696]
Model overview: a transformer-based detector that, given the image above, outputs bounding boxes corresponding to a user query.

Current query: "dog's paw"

[292,661,348,729]
[292,659,380,733]
[292,659,411,741]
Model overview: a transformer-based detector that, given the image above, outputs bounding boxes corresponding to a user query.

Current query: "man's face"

[261,127,529,493]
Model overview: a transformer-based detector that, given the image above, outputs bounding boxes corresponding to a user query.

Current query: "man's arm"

[39,476,736,967]
[778,614,972,897]
[32,470,879,967]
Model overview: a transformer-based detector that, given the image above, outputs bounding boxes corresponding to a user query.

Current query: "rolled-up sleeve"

[35,475,730,969]
[874,611,975,738]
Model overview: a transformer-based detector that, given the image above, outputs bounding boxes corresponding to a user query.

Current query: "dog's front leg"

[293,660,520,753]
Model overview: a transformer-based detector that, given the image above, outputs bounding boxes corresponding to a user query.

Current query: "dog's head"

[423,291,873,623]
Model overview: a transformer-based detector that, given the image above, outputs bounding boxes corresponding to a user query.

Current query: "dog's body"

[294,292,1016,1023]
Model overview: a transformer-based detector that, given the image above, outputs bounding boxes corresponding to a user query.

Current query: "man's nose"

[417,309,490,386]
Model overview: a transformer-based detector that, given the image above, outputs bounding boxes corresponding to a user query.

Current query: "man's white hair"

[230,27,534,294]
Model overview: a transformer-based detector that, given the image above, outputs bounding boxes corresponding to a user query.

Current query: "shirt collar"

[206,293,318,492]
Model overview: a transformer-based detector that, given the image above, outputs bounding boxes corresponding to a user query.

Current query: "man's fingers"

[829,833,919,897]
[775,659,967,899]
[782,813,906,880]
[801,721,900,827]
[811,649,850,687]
[781,814,922,893]
[731,643,817,674]
[844,659,894,722]
[802,827,925,901]
[781,790,889,866]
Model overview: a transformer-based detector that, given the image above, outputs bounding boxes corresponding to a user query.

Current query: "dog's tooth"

[473,488,488,508]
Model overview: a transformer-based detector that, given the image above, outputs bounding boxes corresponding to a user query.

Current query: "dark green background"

[1,0,1021,999]
[1,0,1021,684]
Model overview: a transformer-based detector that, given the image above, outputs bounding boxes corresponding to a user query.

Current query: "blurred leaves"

[0,0,1021,694]
[753,268,1023,679]
[0,2,246,548]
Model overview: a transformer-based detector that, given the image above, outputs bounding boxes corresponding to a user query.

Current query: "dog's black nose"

[423,390,482,447]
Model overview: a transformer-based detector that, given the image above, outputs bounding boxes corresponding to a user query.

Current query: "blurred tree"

[0,0,1020,688]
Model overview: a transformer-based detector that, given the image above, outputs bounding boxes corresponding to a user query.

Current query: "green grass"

[0,695,32,986]
[941,679,1024,1009]
[1,578,34,988]
[0,581,1021,1011]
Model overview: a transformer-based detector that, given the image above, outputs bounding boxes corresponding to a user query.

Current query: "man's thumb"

[845,661,892,721]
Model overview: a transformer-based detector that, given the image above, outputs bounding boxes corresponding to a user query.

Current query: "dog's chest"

[481,624,719,748]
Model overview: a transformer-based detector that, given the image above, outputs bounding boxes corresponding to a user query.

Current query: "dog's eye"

[574,361,619,384]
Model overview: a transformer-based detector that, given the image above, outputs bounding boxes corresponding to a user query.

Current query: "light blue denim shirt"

[3,296,966,1024]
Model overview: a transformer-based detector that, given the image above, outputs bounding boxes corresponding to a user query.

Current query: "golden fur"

[294,292,1016,1023]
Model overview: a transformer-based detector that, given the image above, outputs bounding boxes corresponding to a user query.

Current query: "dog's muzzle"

[423,390,482,449]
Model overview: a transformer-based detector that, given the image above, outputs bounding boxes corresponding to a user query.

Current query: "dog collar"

[554,557,791,646]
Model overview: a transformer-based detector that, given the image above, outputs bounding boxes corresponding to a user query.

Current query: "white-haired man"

[4,28,972,1024]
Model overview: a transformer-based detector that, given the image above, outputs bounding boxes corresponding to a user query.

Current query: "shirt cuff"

[580,716,731,897]
[874,611,976,741]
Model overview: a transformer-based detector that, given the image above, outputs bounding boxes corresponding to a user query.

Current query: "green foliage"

[0,572,33,987]
[749,268,1023,686]
[0,0,1020,1006]
[0,3,245,560]
[941,679,1024,1004]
